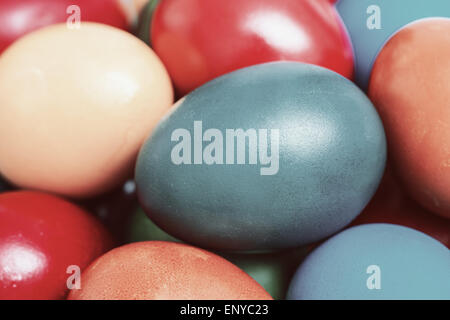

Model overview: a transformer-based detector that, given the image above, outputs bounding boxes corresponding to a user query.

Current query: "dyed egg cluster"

[0,0,449,301]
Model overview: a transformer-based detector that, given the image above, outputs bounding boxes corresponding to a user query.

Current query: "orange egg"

[68,241,272,300]
[0,23,173,198]
[369,18,450,219]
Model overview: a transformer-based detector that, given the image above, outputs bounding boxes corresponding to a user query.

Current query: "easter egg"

[351,166,450,248]
[151,0,354,95]
[0,191,113,300]
[368,19,450,219]
[136,62,387,251]
[68,241,272,300]
[0,23,173,198]
[337,0,450,89]
[287,224,450,300]
[127,208,307,299]
[0,0,130,54]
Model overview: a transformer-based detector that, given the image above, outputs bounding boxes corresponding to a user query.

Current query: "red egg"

[369,19,450,219]
[351,166,450,248]
[68,241,272,300]
[151,0,354,95]
[0,191,113,300]
[0,0,129,54]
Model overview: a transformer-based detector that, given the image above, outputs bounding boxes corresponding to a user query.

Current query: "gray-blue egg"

[287,224,450,300]
[136,62,387,251]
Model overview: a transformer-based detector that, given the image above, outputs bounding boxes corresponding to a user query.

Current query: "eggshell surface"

[369,19,450,218]
[136,62,387,251]
[287,224,450,300]
[68,241,272,300]
[0,23,173,198]
[151,0,354,95]
[0,191,113,300]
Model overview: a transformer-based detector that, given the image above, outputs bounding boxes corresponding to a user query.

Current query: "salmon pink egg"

[68,241,272,300]
[369,18,450,219]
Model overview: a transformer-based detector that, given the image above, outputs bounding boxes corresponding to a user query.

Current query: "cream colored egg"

[0,23,173,198]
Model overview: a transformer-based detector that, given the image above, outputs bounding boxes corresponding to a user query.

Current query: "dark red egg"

[0,191,113,300]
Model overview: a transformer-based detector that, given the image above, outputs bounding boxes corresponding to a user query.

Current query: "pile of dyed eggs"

[0,0,449,300]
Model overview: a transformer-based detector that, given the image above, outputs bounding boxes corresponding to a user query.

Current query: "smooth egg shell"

[0,23,173,198]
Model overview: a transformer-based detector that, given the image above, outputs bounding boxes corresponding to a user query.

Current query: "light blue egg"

[337,0,450,89]
[287,224,450,300]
